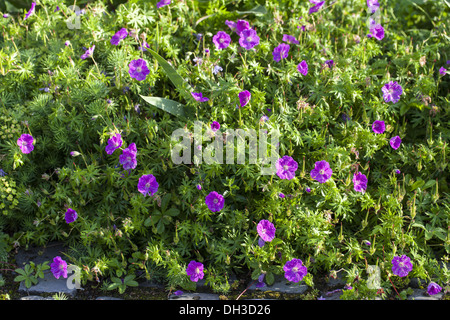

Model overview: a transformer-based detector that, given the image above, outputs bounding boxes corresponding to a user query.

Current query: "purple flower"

[50,256,68,279]
[157,0,171,8]
[306,187,311,193]
[17,134,34,154]
[310,160,332,183]
[110,28,128,45]
[238,90,251,107]
[211,121,220,132]
[353,172,368,193]
[138,41,151,51]
[24,2,36,20]
[282,34,299,45]
[212,31,231,50]
[65,208,78,224]
[138,174,159,197]
[372,120,385,134]
[239,29,260,50]
[368,22,385,41]
[191,92,209,102]
[309,0,325,14]
[276,156,298,180]
[119,143,137,170]
[258,237,266,247]
[128,59,150,81]
[395,169,401,174]
[213,65,223,75]
[105,133,123,155]
[257,219,276,242]
[236,20,251,35]
[279,193,285,198]
[173,290,184,296]
[391,255,413,277]
[272,43,290,62]
[3,14,9,18]
[439,67,447,76]
[80,45,95,60]
[186,260,204,282]
[297,60,308,75]
[196,184,202,191]
[325,59,334,68]
[283,258,308,283]
[367,0,380,13]
[225,20,237,32]
[54,6,60,12]
[0,169,6,177]
[382,81,403,104]
[390,136,402,150]
[65,40,70,46]
[427,282,442,296]
[205,191,224,212]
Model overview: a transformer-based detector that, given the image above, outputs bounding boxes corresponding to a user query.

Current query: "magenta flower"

[212,31,231,50]
[427,282,442,296]
[297,60,308,75]
[439,67,447,76]
[186,260,204,282]
[353,172,368,193]
[65,208,78,224]
[225,20,237,32]
[157,0,171,8]
[282,34,299,45]
[238,90,251,107]
[372,120,385,134]
[309,0,325,14]
[368,20,385,41]
[119,143,137,170]
[272,43,290,62]
[191,92,209,102]
[205,191,224,212]
[310,160,332,183]
[257,219,276,242]
[24,2,36,20]
[50,256,68,279]
[128,59,150,81]
[395,169,401,174]
[80,45,95,60]
[211,121,220,132]
[390,136,402,150]
[276,156,298,180]
[391,255,413,277]
[283,258,308,283]
[17,134,34,154]
[105,133,123,155]
[110,28,128,45]
[239,29,260,50]
[138,174,159,197]
[367,0,380,13]
[382,81,403,104]
[236,20,251,35]
[173,290,184,296]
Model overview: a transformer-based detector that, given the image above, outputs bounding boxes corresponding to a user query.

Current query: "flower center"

[145,182,150,189]
[136,67,142,73]
[283,165,289,171]
[292,267,298,273]
[195,267,200,274]
[219,38,224,43]
[213,198,218,204]
[246,36,252,43]
[127,156,131,162]
[319,169,325,175]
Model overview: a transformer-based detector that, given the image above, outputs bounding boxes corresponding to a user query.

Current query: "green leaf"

[265,272,274,285]
[161,194,171,212]
[140,95,192,118]
[166,207,180,217]
[145,48,192,100]
[236,5,267,15]
[411,179,425,191]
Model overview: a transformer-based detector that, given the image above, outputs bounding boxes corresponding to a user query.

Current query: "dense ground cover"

[0,0,449,299]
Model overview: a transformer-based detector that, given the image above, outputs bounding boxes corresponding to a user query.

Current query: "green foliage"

[14,261,50,289]
[0,0,449,297]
